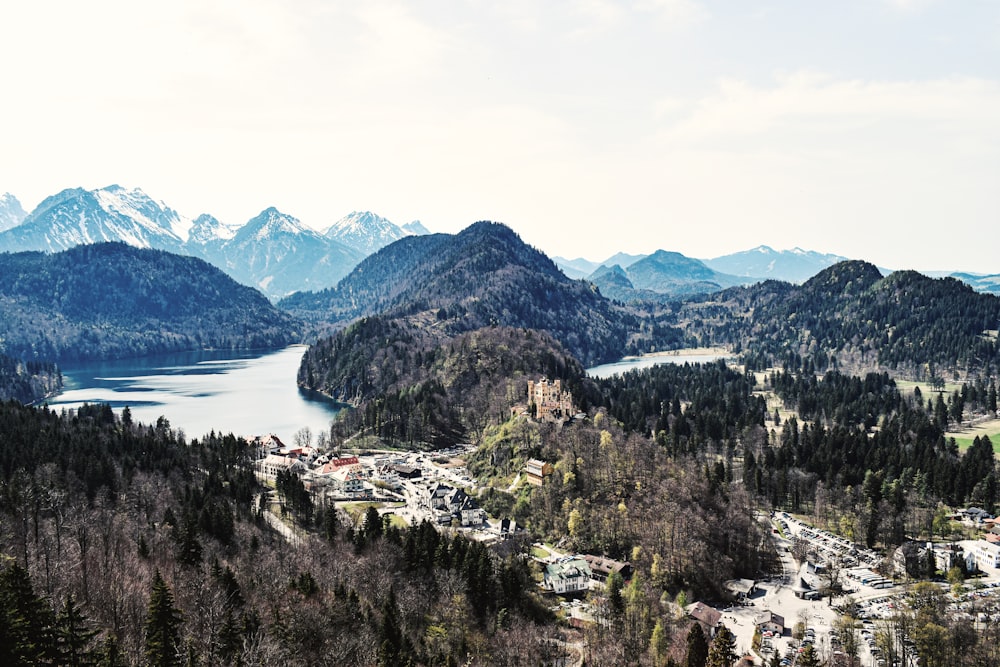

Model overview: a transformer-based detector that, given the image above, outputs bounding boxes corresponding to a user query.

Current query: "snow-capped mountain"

[703,245,848,284]
[0,193,27,233]
[0,185,191,254]
[324,210,417,255]
[188,213,239,247]
[0,186,379,299]
[221,207,364,297]
[402,220,430,236]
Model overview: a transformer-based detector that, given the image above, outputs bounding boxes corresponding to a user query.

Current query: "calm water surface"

[587,352,732,379]
[50,345,341,442]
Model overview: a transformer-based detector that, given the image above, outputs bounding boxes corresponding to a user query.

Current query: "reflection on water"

[50,345,341,443]
[586,352,732,379]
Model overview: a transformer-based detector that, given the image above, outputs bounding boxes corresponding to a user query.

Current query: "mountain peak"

[403,220,430,235]
[0,185,191,253]
[0,193,28,233]
[240,207,312,240]
[325,210,411,255]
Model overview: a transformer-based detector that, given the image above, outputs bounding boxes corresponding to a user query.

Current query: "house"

[581,555,633,583]
[973,539,1000,570]
[427,483,454,511]
[527,378,575,422]
[331,466,366,495]
[544,557,591,595]
[392,464,422,479]
[932,543,975,572]
[457,495,486,527]
[423,483,485,526]
[893,541,931,577]
[494,518,521,535]
[685,602,722,638]
[725,578,757,600]
[525,459,554,486]
[755,610,785,636]
[964,507,993,523]
[249,434,285,460]
[256,454,306,479]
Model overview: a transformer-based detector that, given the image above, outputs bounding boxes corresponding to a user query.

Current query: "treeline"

[589,360,767,445]
[0,243,299,362]
[0,352,62,403]
[0,400,564,665]
[560,360,999,549]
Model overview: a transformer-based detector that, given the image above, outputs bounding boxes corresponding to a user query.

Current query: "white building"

[544,557,592,595]
[973,540,1000,570]
[256,454,306,479]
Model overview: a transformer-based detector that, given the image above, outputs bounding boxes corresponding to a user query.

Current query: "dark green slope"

[0,242,300,362]
[683,260,1000,375]
[282,221,631,367]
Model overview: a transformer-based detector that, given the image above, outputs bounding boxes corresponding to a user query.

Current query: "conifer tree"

[706,623,737,667]
[144,571,183,667]
[686,622,709,667]
[54,593,98,667]
[0,561,55,665]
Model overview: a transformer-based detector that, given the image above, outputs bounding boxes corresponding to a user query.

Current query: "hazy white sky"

[2,1,998,272]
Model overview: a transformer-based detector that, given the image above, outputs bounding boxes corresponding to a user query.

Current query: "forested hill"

[280,221,632,367]
[0,243,300,362]
[301,324,588,446]
[682,260,1000,377]
[0,352,61,403]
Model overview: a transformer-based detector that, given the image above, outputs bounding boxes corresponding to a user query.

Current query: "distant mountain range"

[701,245,849,283]
[0,186,426,299]
[556,245,1000,299]
[4,186,997,303]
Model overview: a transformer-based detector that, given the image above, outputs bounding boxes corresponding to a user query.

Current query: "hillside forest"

[2,227,1000,665]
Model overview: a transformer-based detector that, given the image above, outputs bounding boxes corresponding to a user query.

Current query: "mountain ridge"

[0,242,300,362]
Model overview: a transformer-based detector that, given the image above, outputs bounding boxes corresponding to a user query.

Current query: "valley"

[0,218,999,665]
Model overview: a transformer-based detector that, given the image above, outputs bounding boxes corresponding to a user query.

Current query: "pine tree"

[686,622,709,667]
[0,561,55,665]
[54,593,98,667]
[796,643,820,667]
[706,623,737,667]
[144,571,183,667]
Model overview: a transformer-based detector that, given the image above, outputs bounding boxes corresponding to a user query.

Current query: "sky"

[1,1,998,272]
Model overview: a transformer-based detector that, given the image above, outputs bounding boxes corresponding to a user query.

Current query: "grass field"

[946,417,1000,454]
[340,500,406,523]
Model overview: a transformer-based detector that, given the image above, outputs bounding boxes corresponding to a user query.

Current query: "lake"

[586,350,733,379]
[49,345,342,443]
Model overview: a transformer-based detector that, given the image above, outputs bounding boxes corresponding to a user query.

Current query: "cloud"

[657,72,1000,147]
[635,0,709,28]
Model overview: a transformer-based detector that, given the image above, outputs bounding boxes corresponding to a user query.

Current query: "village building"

[249,434,285,460]
[527,378,575,422]
[684,601,722,638]
[973,539,1000,571]
[525,458,554,486]
[391,463,422,479]
[544,557,591,595]
[893,541,932,577]
[424,483,485,526]
[725,578,757,600]
[581,555,633,584]
[754,610,785,636]
[256,453,306,479]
